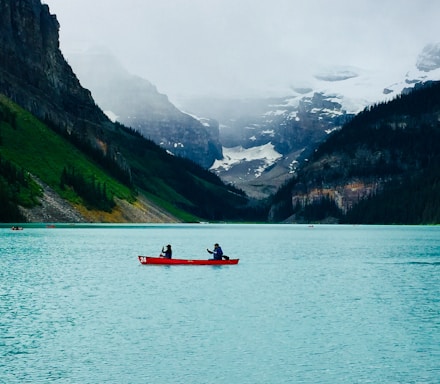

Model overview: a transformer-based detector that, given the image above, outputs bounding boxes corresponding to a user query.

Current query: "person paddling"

[161,244,172,259]
[207,243,229,260]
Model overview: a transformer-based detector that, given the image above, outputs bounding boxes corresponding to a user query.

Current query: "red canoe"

[138,256,239,265]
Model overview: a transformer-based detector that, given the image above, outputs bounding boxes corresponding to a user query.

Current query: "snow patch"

[261,129,275,137]
[211,143,282,178]
[104,110,118,122]
[264,109,288,116]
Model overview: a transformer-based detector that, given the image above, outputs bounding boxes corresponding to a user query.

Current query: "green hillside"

[0,0,265,224]
[0,95,259,223]
[0,95,137,221]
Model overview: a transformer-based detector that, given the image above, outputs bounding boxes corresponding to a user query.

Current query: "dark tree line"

[301,196,342,222]
[343,166,440,224]
[0,155,28,221]
[0,103,24,221]
[45,118,134,188]
[0,179,24,221]
[60,166,115,212]
[0,102,17,131]
[270,81,440,223]
[315,81,440,163]
[313,82,440,224]
[0,155,28,186]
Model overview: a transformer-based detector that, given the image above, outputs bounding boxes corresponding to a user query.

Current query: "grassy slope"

[0,95,253,223]
[0,95,196,222]
[0,95,135,203]
[0,94,213,222]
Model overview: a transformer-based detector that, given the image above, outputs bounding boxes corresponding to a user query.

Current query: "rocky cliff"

[0,0,144,202]
[67,51,222,168]
[0,0,112,146]
[0,0,255,223]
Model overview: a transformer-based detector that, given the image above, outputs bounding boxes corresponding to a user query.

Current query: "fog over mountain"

[68,48,222,168]
[416,43,440,72]
[44,0,440,103]
[42,0,440,198]
[66,42,440,199]
[183,44,440,198]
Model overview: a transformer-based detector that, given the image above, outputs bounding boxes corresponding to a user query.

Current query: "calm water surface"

[1,224,439,383]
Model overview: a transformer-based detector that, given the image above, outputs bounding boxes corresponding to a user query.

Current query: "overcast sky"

[44,0,440,102]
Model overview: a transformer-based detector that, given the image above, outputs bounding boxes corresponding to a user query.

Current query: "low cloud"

[45,0,440,101]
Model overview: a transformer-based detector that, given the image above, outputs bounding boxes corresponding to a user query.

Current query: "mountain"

[268,81,440,224]
[0,0,108,137]
[66,50,222,169]
[0,95,176,223]
[64,55,358,199]
[185,93,353,199]
[179,46,440,199]
[0,0,259,223]
[63,33,440,202]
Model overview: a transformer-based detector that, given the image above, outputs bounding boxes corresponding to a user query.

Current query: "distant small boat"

[11,226,23,231]
[138,256,239,265]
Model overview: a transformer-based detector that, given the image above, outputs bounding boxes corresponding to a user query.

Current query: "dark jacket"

[162,247,172,259]
[212,246,223,260]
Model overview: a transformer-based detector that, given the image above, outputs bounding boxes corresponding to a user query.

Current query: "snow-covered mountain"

[180,43,440,199]
[67,44,440,200]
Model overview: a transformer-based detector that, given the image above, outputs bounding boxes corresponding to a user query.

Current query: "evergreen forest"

[270,81,440,224]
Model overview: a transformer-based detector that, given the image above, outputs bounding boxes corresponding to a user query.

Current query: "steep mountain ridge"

[0,0,108,137]
[0,0,256,223]
[66,50,222,168]
[65,36,440,200]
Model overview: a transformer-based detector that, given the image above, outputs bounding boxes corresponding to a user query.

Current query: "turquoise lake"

[1,224,439,383]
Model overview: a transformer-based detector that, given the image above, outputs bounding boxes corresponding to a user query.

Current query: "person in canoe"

[207,243,229,260]
[160,244,172,259]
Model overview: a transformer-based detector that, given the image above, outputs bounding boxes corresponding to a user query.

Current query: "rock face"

[0,0,109,142]
[0,0,255,224]
[67,51,222,168]
[0,0,138,180]
[0,0,178,222]
[184,94,352,198]
[20,176,179,223]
